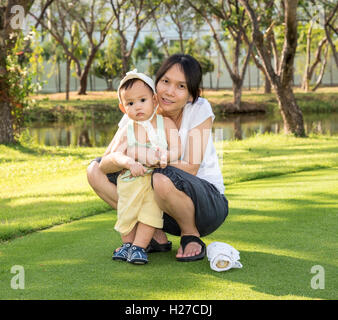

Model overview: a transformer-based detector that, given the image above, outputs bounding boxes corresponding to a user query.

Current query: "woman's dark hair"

[155,54,202,104]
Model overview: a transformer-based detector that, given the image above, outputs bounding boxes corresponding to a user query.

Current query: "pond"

[25,112,338,147]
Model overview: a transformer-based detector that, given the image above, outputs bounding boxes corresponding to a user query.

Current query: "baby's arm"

[163,117,182,165]
[99,126,146,176]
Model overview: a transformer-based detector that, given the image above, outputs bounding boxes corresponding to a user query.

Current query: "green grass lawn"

[0,134,337,299]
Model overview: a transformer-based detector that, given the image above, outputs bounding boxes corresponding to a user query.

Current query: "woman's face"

[156,64,192,115]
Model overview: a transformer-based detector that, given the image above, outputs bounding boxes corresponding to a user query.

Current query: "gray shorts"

[93,158,228,237]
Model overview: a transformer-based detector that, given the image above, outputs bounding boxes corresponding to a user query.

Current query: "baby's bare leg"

[133,223,156,249]
[121,223,138,244]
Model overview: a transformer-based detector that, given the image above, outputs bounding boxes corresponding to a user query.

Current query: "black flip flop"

[176,235,206,262]
[146,238,172,253]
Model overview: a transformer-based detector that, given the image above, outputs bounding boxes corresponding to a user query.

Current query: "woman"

[87,54,228,262]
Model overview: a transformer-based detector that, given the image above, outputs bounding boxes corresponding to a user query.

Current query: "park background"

[0,0,337,300]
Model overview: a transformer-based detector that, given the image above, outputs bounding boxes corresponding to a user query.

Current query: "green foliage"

[4,30,43,136]
[297,23,326,53]
[181,38,214,75]
[134,36,165,76]
[93,32,128,88]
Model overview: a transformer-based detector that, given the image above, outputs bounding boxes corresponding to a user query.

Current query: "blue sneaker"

[127,245,148,264]
[112,243,131,261]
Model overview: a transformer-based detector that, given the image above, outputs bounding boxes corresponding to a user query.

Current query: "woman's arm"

[99,126,130,174]
[170,117,212,176]
[99,126,149,176]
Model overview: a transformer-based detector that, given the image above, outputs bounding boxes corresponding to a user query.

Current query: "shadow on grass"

[202,250,336,300]
[0,192,112,242]
[1,168,337,299]
[0,215,335,300]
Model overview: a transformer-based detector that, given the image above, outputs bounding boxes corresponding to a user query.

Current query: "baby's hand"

[128,161,147,177]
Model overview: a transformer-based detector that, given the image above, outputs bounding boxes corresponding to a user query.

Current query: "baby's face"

[120,80,157,121]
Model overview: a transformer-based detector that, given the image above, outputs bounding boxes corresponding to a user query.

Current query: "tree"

[241,0,276,93]
[184,38,215,76]
[187,0,253,111]
[134,35,164,76]
[42,40,65,93]
[201,35,214,89]
[30,0,115,95]
[162,0,196,53]
[110,0,161,76]
[0,0,55,144]
[93,33,125,90]
[149,10,170,57]
[322,0,338,68]
[299,22,328,92]
[240,0,305,137]
[298,2,329,92]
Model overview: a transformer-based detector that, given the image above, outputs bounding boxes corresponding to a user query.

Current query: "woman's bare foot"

[152,228,169,244]
[176,242,202,258]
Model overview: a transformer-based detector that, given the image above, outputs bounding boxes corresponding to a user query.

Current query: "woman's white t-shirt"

[118,97,225,194]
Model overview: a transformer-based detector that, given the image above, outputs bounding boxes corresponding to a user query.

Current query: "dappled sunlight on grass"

[216,134,338,185]
[229,215,286,223]
[0,135,337,299]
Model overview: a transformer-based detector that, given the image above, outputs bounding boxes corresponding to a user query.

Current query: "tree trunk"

[312,44,329,92]
[78,51,97,95]
[233,79,242,111]
[106,78,113,91]
[209,71,213,89]
[65,57,71,100]
[0,0,35,144]
[216,53,221,90]
[0,101,15,144]
[324,11,338,68]
[264,75,271,93]
[248,63,251,91]
[301,21,313,92]
[57,59,61,93]
[275,85,305,136]
[0,29,14,144]
[78,72,88,95]
[240,0,305,137]
[89,72,93,92]
[178,28,184,53]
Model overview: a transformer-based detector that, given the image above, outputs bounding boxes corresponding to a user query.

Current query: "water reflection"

[25,112,338,147]
[213,113,338,141]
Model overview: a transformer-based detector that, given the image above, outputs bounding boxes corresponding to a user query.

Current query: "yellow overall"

[114,115,168,236]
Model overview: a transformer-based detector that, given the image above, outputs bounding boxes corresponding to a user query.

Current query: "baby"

[111,69,181,264]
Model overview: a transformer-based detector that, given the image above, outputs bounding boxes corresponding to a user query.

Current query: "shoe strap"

[180,235,205,252]
[131,245,146,252]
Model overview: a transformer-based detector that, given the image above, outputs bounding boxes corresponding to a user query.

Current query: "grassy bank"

[0,134,337,242]
[27,88,338,123]
[0,137,337,299]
